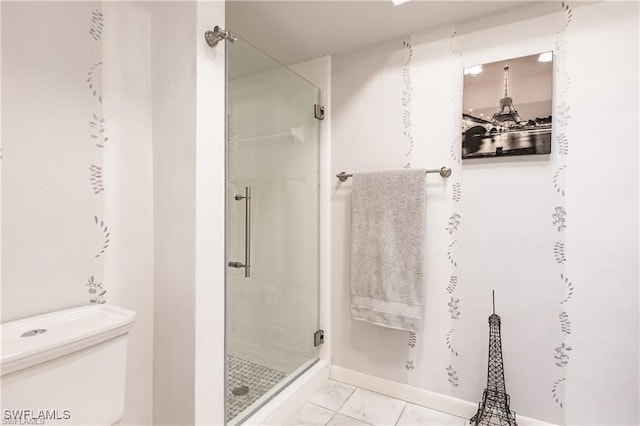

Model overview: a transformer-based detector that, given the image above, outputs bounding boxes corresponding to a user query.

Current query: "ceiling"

[226,1,550,66]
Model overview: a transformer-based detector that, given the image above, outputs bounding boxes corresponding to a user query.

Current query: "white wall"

[194,1,226,424]
[150,2,197,424]
[150,2,227,424]
[102,3,154,425]
[2,1,104,321]
[331,2,638,424]
[1,2,155,425]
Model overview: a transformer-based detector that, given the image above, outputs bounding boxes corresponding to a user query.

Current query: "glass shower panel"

[225,35,320,424]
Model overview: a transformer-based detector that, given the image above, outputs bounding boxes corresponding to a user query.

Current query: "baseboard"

[330,365,553,426]
[242,360,330,426]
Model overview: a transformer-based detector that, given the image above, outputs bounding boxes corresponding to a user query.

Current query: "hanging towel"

[350,169,426,332]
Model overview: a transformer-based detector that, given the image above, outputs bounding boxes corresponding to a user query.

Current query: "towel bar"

[336,167,452,182]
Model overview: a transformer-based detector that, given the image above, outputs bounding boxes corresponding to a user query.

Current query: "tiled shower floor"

[226,355,288,422]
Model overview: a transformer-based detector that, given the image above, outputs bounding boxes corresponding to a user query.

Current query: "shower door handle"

[228,186,251,277]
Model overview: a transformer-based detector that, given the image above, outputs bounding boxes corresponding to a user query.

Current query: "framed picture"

[462,52,553,159]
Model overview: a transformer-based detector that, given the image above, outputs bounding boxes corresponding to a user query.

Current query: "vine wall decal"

[86,275,106,304]
[448,30,462,164]
[557,132,569,156]
[446,276,458,294]
[89,9,103,41]
[445,213,461,234]
[447,240,458,267]
[552,377,567,408]
[402,38,417,373]
[445,29,464,389]
[84,7,108,304]
[408,331,417,348]
[446,329,459,356]
[559,274,574,304]
[448,297,460,320]
[554,242,567,264]
[552,207,567,231]
[452,182,461,202]
[87,62,103,103]
[89,113,108,148]
[402,40,414,169]
[554,343,572,367]
[552,165,567,196]
[446,365,459,387]
[89,164,104,194]
[558,311,572,335]
[94,216,110,258]
[551,1,573,410]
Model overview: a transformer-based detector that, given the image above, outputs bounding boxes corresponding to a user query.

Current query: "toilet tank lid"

[1,304,136,376]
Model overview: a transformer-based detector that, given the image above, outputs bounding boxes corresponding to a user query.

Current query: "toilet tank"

[1,305,136,425]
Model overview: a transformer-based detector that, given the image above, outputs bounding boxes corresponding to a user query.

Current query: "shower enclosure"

[224,32,321,424]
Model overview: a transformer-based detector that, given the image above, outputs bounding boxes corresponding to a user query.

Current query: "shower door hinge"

[313,330,325,347]
[314,104,325,120]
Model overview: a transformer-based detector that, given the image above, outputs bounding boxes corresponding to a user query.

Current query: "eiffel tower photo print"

[470,291,517,426]
[462,52,553,159]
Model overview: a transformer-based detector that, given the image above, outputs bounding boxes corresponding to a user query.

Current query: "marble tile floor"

[286,380,468,426]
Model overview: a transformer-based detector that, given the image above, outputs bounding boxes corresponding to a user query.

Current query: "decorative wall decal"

[89,164,104,194]
[402,111,411,129]
[552,207,567,231]
[408,331,416,349]
[554,343,572,367]
[450,130,459,163]
[449,30,462,164]
[87,62,103,103]
[553,165,567,196]
[559,274,574,304]
[446,329,459,356]
[556,103,572,127]
[89,113,108,148]
[447,276,458,294]
[446,365,459,387]
[86,275,106,304]
[558,311,572,335]
[448,297,460,320]
[402,40,413,169]
[550,2,572,413]
[561,2,573,30]
[551,377,566,408]
[447,240,458,267]
[452,182,461,202]
[404,132,415,169]
[89,9,103,41]
[448,31,462,57]
[462,52,553,159]
[556,133,569,155]
[554,242,566,264]
[405,360,415,371]
[94,216,110,258]
[445,213,461,234]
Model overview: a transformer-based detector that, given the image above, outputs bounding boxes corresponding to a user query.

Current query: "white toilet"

[1,305,136,425]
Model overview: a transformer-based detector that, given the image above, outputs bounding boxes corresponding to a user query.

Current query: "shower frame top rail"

[336,166,452,182]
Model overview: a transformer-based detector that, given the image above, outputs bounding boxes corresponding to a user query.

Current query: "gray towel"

[350,169,426,332]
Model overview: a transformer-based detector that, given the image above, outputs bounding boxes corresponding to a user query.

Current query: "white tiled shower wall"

[227,64,320,373]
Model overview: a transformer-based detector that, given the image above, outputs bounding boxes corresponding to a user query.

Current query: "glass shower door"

[225,34,321,424]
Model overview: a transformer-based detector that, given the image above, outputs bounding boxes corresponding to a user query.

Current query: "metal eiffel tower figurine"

[470,291,517,426]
